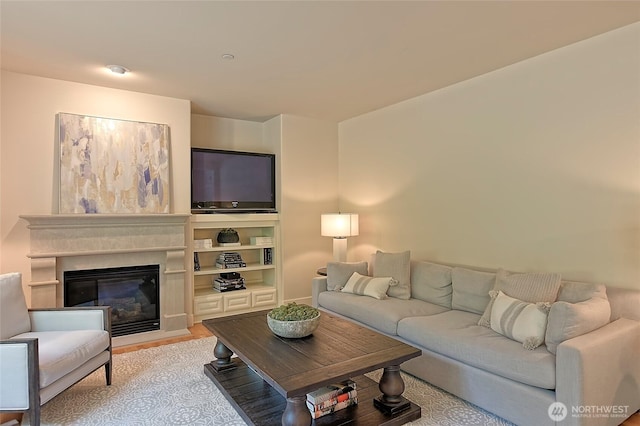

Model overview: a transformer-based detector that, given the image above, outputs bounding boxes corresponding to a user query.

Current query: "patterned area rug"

[32,336,513,425]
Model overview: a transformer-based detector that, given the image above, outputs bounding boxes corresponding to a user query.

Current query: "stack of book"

[215,252,246,269]
[306,380,357,419]
[213,275,246,292]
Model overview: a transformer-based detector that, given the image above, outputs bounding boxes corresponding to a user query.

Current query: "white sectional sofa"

[311,255,640,426]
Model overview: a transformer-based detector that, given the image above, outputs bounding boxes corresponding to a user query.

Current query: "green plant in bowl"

[267,303,320,338]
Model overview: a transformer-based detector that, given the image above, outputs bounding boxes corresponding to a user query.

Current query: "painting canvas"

[59,113,171,214]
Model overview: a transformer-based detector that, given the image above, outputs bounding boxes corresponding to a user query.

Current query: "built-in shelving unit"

[189,213,281,323]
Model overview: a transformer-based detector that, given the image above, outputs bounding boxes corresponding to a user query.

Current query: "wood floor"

[2,323,638,425]
[113,323,213,354]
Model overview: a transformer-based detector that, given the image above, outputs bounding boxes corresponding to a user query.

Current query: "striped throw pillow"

[490,291,551,350]
[479,269,561,328]
[342,272,393,300]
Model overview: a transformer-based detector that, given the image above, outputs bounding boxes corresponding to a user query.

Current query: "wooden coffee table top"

[202,309,421,399]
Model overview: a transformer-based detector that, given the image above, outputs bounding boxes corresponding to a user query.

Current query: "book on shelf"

[306,389,357,411]
[213,275,246,291]
[216,252,246,269]
[307,396,358,419]
[194,253,201,271]
[215,261,247,269]
[306,379,356,405]
[260,247,273,265]
[218,252,243,261]
[214,277,245,286]
[213,283,246,292]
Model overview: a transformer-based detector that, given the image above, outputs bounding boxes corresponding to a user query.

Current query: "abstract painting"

[58,113,171,214]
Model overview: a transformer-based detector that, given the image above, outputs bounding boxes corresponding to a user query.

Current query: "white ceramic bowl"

[267,313,320,338]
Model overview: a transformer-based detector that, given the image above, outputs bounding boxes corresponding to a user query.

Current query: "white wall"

[0,71,191,298]
[191,113,264,152]
[278,114,338,302]
[339,23,640,289]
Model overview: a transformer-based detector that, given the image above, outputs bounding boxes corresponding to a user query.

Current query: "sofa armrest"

[0,338,39,411]
[29,306,111,333]
[312,276,328,308]
[556,318,640,426]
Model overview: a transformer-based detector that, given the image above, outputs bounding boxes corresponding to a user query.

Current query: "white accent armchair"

[0,272,112,426]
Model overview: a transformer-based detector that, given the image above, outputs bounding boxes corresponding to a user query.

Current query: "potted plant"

[267,302,320,338]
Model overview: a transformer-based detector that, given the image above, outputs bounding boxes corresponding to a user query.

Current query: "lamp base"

[333,238,347,262]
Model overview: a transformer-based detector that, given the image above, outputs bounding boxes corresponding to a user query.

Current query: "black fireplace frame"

[64,264,160,337]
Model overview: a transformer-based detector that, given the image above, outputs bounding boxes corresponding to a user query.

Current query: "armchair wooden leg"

[27,339,41,425]
[27,405,40,426]
[105,361,112,386]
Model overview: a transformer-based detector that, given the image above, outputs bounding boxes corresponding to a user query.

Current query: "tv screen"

[191,148,276,213]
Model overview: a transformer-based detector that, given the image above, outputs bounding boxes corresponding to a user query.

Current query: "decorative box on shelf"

[194,239,213,249]
[250,236,273,245]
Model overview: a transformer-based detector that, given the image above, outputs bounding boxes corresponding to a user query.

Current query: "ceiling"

[2,1,639,122]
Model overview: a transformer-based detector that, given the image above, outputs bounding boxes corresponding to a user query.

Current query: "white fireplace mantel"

[20,214,191,347]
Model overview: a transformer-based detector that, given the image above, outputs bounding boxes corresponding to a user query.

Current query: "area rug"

[31,337,514,425]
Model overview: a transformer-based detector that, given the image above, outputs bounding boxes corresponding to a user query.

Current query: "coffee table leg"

[282,396,312,426]
[373,365,411,415]
[211,340,236,371]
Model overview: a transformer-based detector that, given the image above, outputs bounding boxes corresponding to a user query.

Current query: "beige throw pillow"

[490,291,551,350]
[479,269,561,328]
[545,282,610,354]
[326,261,368,291]
[342,272,394,300]
[373,250,411,300]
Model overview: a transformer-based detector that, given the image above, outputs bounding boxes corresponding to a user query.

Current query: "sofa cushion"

[397,310,556,389]
[545,282,610,354]
[342,272,393,300]
[479,269,561,327]
[410,261,452,308]
[11,329,110,387]
[490,291,550,350]
[0,272,31,339]
[451,267,495,315]
[373,250,411,300]
[326,261,368,291]
[318,291,449,335]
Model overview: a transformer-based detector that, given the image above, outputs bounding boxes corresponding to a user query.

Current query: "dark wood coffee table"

[202,310,422,426]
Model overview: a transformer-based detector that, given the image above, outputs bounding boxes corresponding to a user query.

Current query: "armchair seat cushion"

[11,330,110,387]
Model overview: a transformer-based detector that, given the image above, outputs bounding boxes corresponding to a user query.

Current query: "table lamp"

[321,213,359,262]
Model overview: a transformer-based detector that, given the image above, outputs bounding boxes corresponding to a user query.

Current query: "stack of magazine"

[215,252,246,269]
[213,272,246,292]
[306,380,357,419]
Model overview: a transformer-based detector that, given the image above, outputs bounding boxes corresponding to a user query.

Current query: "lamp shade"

[321,213,359,238]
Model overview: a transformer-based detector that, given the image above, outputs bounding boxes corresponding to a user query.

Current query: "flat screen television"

[191,148,276,213]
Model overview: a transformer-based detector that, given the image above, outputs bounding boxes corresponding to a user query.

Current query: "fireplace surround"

[20,214,190,347]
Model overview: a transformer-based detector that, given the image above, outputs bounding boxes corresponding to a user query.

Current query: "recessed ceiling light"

[106,64,130,75]
[221,54,235,60]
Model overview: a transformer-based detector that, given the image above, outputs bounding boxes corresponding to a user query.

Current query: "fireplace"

[20,214,190,347]
[64,265,161,337]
